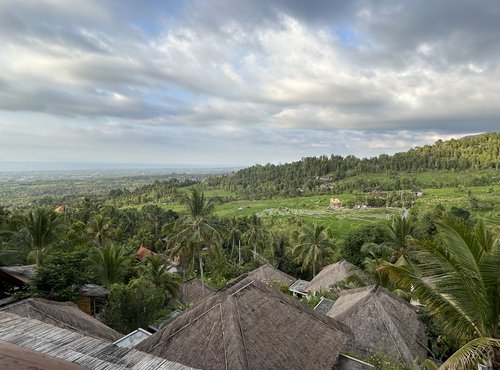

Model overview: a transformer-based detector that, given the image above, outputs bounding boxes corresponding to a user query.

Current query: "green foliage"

[292,223,335,277]
[365,353,413,370]
[29,250,91,301]
[103,277,166,333]
[208,133,500,198]
[14,207,65,265]
[341,224,386,266]
[140,254,180,299]
[381,217,500,369]
[89,244,131,286]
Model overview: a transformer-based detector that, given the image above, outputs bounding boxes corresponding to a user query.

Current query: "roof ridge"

[372,295,414,363]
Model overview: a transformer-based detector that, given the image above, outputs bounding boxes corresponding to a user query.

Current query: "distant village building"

[136,240,157,261]
[329,198,342,209]
[411,187,423,196]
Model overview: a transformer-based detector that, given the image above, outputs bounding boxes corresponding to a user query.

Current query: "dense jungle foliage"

[0,132,499,368]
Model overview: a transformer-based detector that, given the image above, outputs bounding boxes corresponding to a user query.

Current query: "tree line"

[206,132,500,197]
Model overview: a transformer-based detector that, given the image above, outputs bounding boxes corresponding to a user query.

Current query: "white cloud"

[0,0,498,165]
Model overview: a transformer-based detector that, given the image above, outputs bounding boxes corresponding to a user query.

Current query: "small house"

[326,285,427,365]
[137,276,353,370]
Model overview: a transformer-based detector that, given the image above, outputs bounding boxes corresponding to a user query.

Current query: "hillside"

[206,132,500,197]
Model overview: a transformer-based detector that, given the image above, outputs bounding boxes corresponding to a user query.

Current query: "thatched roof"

[0,264,37,284]
[306,260,364,294]
[0,340,86,370]
[0,311,196,370]
[79,283,109,297]
[137,276,352,370]
[246,263,296,288]
[0,298,121,341]
[326,285,427,365]
[178,278,216,306]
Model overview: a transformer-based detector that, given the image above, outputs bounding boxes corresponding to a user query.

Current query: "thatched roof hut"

[326,285,427,365]
[137,276,352,370]
[0,264,37,285]
[0,311,196,370]
[306,260,364,294]
[0,298,121,341]
[178,278,216,306]
[246,263,296,289]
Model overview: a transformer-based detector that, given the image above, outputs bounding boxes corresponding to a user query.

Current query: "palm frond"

[440,337,500,370]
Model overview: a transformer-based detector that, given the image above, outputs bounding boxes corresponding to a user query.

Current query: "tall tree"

[381,218,500,369]
[141,254,180,299]
[362,211,418,263]
[171,188,221,289]
[89,244,130,286]
[14,207,64,266]
[244,214,267,261]
[292,223,335,277]
[87,214,112,246]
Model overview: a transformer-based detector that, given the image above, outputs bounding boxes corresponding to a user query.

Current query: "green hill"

[206,132,500,197]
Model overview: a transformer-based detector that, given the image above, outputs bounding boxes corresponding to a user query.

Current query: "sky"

[0,0,499,167]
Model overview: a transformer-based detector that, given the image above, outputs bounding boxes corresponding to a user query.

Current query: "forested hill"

[206,132,500,197]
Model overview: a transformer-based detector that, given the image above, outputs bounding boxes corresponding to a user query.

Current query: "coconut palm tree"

[244,214,267,261]
[89,244,130,286]
[87,214,112,246]
[171,188,221,289]
[141,254,180,298]
[362,211,418,263]
[14,207,64,266]
[292,223,335,277]
[381,217,500,369]
[226,217,243,263]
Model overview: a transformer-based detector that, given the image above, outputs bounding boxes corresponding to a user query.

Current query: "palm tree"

[171,188,221,289]
[89,244,130,286]
[244,214,267,261]
[271,232,288,271]
[226,217,243,263]
[292,223,335,277]
[362,211,418,263]
[14,207,64,266]
[381,217,500,369]
[87,214,112,246]
[141,254,180,298]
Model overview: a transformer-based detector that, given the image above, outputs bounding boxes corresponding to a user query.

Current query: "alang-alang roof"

[326,285,427,365]
[0,298,122,341]
[137,275,353,370]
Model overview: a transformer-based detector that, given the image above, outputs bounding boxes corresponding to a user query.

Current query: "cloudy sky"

[0,0,499,167]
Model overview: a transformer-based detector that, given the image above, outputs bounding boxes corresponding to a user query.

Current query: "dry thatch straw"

[178,278,216,306]
[0,310,196,370]
[245,263,296,289]
[137,275,353,370]
[0,298,122,341]
[326,285,427,365]
[306,260,365,294]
